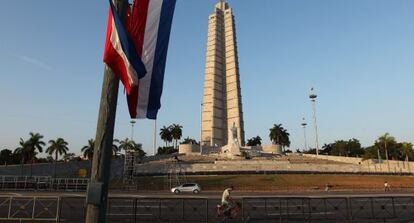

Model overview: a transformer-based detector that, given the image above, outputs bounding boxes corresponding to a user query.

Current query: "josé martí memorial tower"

[201,0,245,147]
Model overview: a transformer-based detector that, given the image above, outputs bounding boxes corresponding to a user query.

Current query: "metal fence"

[0,195,413,222]
[0,176,88,191]
[242,196,414,222]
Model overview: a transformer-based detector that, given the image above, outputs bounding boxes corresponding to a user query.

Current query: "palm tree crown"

[160,126,173,146]
[115,138,135,152]
[15,133,45,164]
[46,138,69,161]
[269,124,290,148]
[14,138,30,163]
[170,124,183,148]
[81,139,95,160]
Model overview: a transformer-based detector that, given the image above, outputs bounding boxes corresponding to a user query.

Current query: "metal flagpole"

[309,88,319,156]
[85,1,128,222]
[301,118,307,150]
[153,119,157,155]
[200,103,203,154]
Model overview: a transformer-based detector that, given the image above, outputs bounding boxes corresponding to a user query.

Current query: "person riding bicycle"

[221,186,235,216]
[222,186,234,205]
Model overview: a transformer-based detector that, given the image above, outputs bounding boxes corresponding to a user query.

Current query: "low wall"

[179,144,200,154]
[303,154,414,173]
[134,162,366,175]
[261,145,282,154]
[303,154,364,164]
[0,159,124,178]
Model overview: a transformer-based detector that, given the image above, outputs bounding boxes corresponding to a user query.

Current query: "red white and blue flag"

[104,0,176,119]
[103,0,147,94]
[126,0,177,119]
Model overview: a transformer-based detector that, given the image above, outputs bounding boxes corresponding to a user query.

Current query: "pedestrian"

[384,181,390,192]
[325,183,330,192]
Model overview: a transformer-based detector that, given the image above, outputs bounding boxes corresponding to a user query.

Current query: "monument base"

[221,142,241,158]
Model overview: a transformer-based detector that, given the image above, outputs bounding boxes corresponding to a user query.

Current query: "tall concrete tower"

[201,0,245,147]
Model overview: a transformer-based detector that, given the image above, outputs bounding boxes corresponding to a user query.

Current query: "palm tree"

[378,133,394,158]
[170,124,183,148]
[269,124,290,151]
[46,138,69,161]
[27,132,45,159]
[14,138,30,176]
[246,136,262,146]
[81,139,95,160]
[400,142,413,161]
[131,141,146,159]
[112,139,120,157]
[46,138,69,177]
[160,126,173,147]
[181,137,198,145]
[116,138,135,152]
[15,138,29,163]
[27,132,46,176]
[281,128,291,148]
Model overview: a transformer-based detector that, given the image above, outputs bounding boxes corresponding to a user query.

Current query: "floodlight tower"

[130,120,136,141]
[309,88,320,156]
[301,118,308,151]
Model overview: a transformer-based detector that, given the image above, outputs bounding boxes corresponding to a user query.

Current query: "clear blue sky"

[1,0,414,156]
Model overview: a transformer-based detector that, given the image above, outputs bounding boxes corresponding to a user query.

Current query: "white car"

[171,183,201,194]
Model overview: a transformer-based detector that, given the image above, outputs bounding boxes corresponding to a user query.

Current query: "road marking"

[4,192,22,196]
[63,193,84,197]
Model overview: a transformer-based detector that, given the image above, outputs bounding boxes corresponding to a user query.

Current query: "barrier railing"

[0,196,60,222]
[0,195,413,222]
[0,176,88,191]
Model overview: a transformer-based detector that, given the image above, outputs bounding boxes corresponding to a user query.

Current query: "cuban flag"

[103,0,147,94]
[126,0,177,119]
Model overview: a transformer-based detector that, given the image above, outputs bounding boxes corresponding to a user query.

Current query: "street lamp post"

[385,138,390,172]
[309,88,320,156]
[301,118,308,151]
[200,103,203,154]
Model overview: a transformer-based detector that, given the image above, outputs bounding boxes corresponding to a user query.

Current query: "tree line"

[0,132,146,167]
[157,123,194,155]
[246,123,291,149]
[303,133,414,161]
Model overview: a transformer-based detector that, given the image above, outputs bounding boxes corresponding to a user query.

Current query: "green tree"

[116,138,146,159]
[46,138,69,177]
[112,139,120,157]
[181,137,199,145]
[14,138,29,164]
[131,141,146,160]
[0,149,14,165]
[325,138,363,157]
[363,133,399,161]
[399,142,414,161]
[27,132,46,162]
[46,138,69,162]
[157,146,178,155]
[269,124,290,150]
[246,136,262,146]
[160,126,173,147]
[321,143,333,155]
[378,133,397,160]
[116,138,135,152]
[63,153,78,162]
[27,132,45,176]
[81,139,95,160]
[170,124,183,148]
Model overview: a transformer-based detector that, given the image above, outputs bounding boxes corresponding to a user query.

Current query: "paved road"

[0,190,413,198]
